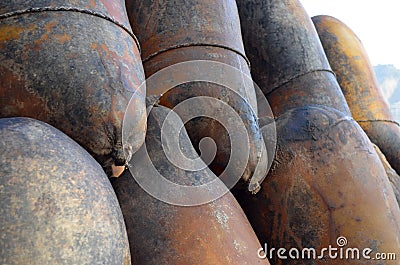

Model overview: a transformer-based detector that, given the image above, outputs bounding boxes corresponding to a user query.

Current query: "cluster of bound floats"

[1,0,399,264]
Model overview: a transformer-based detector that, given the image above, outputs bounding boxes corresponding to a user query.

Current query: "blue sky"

[301,0,400,69]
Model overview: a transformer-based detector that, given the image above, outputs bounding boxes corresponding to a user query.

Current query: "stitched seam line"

[0,6,141,53]
[357,119,400,126]
[142,42,251,67]
[265,69,336,96]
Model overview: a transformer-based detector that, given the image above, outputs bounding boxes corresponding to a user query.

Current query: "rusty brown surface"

[0,1,146,177]
[373,144,400,207]
[360,121,400,175]
[125,0,247,64]
[236,0,350,117]
[111,105,270,265]
[312,15,400,175]
[0,117,130,265]
[234,0,400,264]
[156,51,262,185]
[125,0,264,187]
[266,70,350,117]
[0,0,133,34]
[233,106,400,265]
